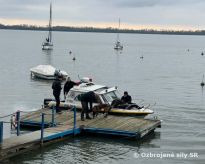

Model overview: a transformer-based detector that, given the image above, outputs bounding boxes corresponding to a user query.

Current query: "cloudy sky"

[0,0,205,30]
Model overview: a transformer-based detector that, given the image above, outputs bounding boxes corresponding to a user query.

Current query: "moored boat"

[30,65,68,80]
[42,3,53,50]
[114,18,123,50]
[44,79,154,117]
[114,41,123,50]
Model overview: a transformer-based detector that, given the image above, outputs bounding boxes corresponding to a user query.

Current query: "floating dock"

[0,108,161,161]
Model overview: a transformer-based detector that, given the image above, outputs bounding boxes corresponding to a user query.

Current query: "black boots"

[81,116,91,121]
[86,116,92,120]
[81,111,92,121]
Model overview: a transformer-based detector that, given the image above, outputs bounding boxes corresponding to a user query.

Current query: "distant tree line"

[0,23,205,35]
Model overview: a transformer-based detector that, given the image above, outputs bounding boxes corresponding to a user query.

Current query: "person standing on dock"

[121,91,132,104]
[80,91,96,121]
[63,77,78,100]
[52,74,63,113]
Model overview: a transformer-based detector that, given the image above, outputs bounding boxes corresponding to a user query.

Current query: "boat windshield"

[102,91,119,103]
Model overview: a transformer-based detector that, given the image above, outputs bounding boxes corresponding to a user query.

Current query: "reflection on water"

[42,50,53,65]
[114,49,123,55]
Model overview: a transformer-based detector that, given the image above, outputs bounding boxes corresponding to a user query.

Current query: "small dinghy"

[30,65,68,80]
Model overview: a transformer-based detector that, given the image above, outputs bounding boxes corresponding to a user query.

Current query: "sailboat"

[114,18,123,50]
[42,3,53,50]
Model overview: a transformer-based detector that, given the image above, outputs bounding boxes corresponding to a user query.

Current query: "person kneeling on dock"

[80,91,96,121]
[52,74,63,113]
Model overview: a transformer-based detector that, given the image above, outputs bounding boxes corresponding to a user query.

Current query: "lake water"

[0,29,205,164]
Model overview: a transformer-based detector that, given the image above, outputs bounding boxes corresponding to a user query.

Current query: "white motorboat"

[42,3,53,50]
[30,65,68,80]
[44,78,154,117]
[114,18,123,50]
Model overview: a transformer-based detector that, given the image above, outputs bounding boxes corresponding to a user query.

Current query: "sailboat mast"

[116,18,120,42]
[48,2,52,43]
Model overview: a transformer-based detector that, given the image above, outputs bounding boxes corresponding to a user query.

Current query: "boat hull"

[31,71,56,80]
[42,43,53,50]
[114,43,123,50]
[114,46,123,50]
[45,100,153,117]
[109,108,153,117]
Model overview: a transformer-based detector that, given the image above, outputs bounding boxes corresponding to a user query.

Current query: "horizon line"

[0,18,204,32]
[1,22,205,33]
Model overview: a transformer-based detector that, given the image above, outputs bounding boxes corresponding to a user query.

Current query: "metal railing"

[0,106,77,145]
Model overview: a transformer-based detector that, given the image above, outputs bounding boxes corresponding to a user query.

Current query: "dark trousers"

[54,94,60,112]
[81,101,89,119]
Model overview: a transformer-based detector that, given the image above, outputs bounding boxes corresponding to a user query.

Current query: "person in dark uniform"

[121,91,132,104]
[63,77,77,100]
[52,74,62,113]
[80,91,96,121]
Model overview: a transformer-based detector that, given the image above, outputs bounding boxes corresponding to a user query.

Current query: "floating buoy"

[140,56,144,59]
[72,57,76,61]
[201,52,204,56]
[201,74,205,87]
[69,51,72,55]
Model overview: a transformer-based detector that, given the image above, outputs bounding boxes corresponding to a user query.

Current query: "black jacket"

[80,91,96,110]
[63,81,76,95]
[121,95,132,104]
[81,91,96,102]
[52,79,62,95]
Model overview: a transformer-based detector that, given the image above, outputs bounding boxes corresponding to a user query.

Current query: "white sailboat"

[42,3,53,50]
[114,18,123,50]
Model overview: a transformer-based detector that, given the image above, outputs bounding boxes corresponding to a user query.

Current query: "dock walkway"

[0,108,161,161]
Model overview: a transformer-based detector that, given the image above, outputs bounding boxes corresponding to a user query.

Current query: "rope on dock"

[0,113,15,119]
[0,110,39,119]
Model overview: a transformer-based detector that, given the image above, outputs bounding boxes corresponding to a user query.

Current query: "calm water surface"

[0,30,205,163]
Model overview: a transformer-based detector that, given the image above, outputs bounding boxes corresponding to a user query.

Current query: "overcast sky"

[0,0,205,30]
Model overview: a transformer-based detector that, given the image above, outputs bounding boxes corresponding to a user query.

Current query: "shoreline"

[1,24,205,36]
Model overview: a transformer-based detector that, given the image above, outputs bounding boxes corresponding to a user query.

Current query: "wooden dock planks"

[0,124,79,160]
[0,108,161,160]
[20,108,161,137]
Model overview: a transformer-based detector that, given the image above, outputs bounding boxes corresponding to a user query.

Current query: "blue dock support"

[52,106,55,127]
[73,106,76,136]
[16,111,20,136]
[41,113,45,144]
[0,122,3,144]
